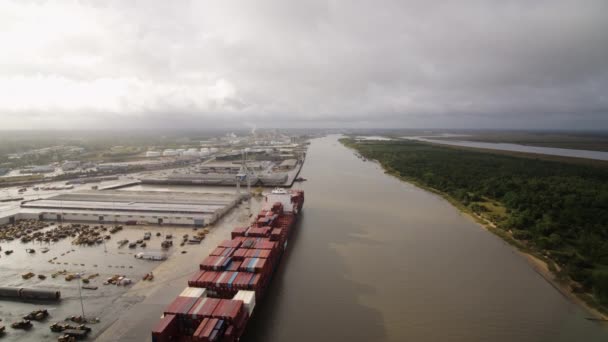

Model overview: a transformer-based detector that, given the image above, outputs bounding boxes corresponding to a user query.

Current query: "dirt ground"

[0,196,261,342]
[94,196,262,342]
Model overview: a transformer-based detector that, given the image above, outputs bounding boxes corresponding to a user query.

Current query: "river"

[405,137,608,161]
[242,135,608,342]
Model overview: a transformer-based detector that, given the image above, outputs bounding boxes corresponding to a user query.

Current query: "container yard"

[0,219,180,341]
[0,182,254,341]
[0,194,256,342]
[0,133,310,341]
[149,188,304,341]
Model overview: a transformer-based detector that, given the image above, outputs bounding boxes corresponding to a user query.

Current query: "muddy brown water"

[242,135,608,342]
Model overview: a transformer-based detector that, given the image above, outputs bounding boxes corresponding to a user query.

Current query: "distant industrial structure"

[150,148,218,158]
[140,173,288,187]
[19,165,56,174]
[278,159,298,170]
[61,160,81,171]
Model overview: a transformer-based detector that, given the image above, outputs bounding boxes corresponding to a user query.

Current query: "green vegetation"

[342,138,608,311]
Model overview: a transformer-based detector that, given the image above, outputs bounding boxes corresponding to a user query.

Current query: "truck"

[134,252,167,261]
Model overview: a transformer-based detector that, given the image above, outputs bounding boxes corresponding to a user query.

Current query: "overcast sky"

[1,0,607,130]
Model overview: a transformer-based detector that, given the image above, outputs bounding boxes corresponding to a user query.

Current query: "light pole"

[77,272,86,320]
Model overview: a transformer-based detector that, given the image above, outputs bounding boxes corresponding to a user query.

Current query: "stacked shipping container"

[152,189,304,341]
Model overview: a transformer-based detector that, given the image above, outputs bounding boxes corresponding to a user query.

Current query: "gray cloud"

[0,0,607,130]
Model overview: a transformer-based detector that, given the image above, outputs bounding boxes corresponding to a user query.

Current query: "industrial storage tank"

[19,288,61,300]
[163,149,177,157]
[0,287,61,301]
[0,286,21,298]
[146,151,161,158]
[183,149,201,157]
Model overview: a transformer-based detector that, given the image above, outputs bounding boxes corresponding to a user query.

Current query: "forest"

[342,138,608,307]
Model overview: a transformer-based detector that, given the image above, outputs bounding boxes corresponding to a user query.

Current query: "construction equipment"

[58,335,77,342]
[24,309,49,321]
[11,320,32,330]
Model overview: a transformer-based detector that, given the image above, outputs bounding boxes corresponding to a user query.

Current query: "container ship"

[151,188,304,342]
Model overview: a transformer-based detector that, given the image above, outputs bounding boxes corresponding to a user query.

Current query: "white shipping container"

[180,287,207,298]
[134,252,167,260]
[234,290,256,315]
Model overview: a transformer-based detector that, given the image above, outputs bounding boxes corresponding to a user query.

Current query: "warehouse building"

[18,190,245,227]
[141,172,288,187]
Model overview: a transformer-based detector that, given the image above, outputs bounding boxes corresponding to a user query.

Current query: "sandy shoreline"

[520,252,608,321]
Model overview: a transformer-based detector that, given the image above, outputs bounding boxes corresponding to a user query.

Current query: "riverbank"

[341,138,608,321]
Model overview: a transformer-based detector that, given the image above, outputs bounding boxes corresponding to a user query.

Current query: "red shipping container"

[151,314,177,342]
[233,309,249,331]
[233,272,253,289]
[151,189,304,341]
[239,238,258,249]
[273,202,283,210]
[245,257,269,273]
[219,239,241,248]
[188,270,206,287]
[226,260,242,272]
[224,325,234,338]
[256,217,270,226]
[221,247,236,257]
[244,249,272,259]
[246,227,271,237]
[193,317,210,341]
[232,236,245,244]
[194,318,223,341]
[212,299,244,322]
[248,274,261,290]
[200,256,231,271]
[213,271,239,289]
[231,226,249,239]
[255,239,277,250]
[232,248,247,260]
[210,247,226,256]
[211,289,239,300]
[164,296,200,316]
[200,271,220,287]
[194,271,210,288]
[187,297,221,319]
